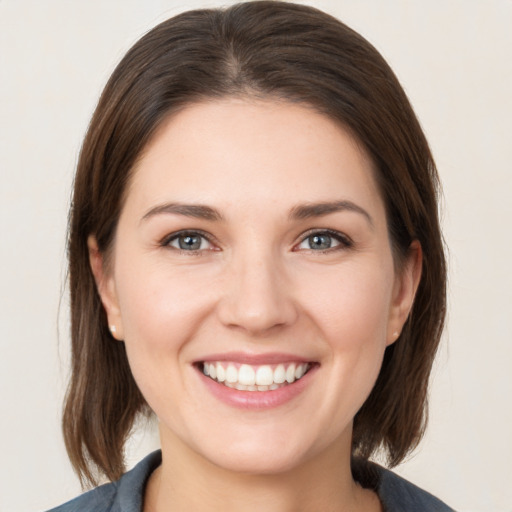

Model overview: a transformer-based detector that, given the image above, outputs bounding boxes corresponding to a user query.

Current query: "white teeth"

[238,364,256,386]
[216,363,225,382]
[202,361,311,391]
[295,364,306,379]
[226,365,238,383]
[256,365,274,386]
[285,364,296,383]
[273,364,286,384]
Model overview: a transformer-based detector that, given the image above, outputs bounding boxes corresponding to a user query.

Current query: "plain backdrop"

[1,1,511,511]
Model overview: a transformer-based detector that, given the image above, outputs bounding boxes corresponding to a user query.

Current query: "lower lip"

[197,365,318,410]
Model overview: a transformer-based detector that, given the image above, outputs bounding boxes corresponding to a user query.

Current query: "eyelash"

[160,228,353,254]
[294,229,353,253]
[160,230,217,255]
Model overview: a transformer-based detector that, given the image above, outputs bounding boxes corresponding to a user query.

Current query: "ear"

[386,240,422,346]
[87,235,124,340]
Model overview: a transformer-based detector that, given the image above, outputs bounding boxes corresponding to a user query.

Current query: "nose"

[216,249,298,336]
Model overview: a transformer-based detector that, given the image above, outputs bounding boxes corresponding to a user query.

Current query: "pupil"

[179,235,201,250]
[310,234,331,250]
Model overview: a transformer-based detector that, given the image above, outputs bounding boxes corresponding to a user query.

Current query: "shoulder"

[45,451,162,512]
[45,482,118,512]
[375,464,456,512]
[353,458,456,512]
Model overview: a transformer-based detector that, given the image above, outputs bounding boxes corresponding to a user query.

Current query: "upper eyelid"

[288,229,353,255]
[159,228,352,249]
[296,228,352,244]
[160,229,217,247]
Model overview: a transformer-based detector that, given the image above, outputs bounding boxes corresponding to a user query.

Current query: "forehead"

[126,98,385,223]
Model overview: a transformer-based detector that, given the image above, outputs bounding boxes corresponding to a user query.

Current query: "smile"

[201,362,311,391]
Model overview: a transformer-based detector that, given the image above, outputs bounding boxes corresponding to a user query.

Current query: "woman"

[50,1,453,510]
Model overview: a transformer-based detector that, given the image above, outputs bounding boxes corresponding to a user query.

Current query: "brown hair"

[64,0,446,486]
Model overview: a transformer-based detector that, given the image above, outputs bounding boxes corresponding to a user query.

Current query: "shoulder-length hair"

[64,0,446,486]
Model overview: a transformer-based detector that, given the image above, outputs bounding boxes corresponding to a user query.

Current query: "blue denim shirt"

[47,451,455,511]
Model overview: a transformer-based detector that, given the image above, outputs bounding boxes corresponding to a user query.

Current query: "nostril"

[216,295,298,335]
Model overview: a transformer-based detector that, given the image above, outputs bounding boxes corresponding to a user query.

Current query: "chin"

[207,445,309,476]
[190,425,328,477]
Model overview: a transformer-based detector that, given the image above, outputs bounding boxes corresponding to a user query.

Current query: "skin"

[89,98,421,512]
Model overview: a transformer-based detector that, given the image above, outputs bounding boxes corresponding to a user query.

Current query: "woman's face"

[92,99,419,474]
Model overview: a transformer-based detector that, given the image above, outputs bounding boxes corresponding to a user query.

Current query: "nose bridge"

[218,242,297,334]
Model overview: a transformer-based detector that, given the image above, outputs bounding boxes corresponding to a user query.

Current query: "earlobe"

[387,240,422,345]
[87,235,124,340]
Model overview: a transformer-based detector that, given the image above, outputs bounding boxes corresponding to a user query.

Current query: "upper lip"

[194,351,316,365]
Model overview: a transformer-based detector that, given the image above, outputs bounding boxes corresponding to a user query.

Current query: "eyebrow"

[141,203,224,223]
[289,200,374,227]
[141,199,373,227]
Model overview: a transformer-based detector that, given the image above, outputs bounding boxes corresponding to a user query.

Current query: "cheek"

[111,256,215,399]
[113,271,218,430]
[303,260,394,344]
[301,262,394,405]
[115,256,215,346]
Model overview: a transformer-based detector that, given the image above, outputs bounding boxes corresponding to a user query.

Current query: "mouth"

[199,361,314,392]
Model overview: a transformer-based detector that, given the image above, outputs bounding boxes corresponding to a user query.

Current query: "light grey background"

[1,1,511,511]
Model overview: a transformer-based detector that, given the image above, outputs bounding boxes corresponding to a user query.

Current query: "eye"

[295,230,351,252]
[164,231,215,252]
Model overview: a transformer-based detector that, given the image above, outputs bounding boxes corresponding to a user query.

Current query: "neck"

[144,430,381,512]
